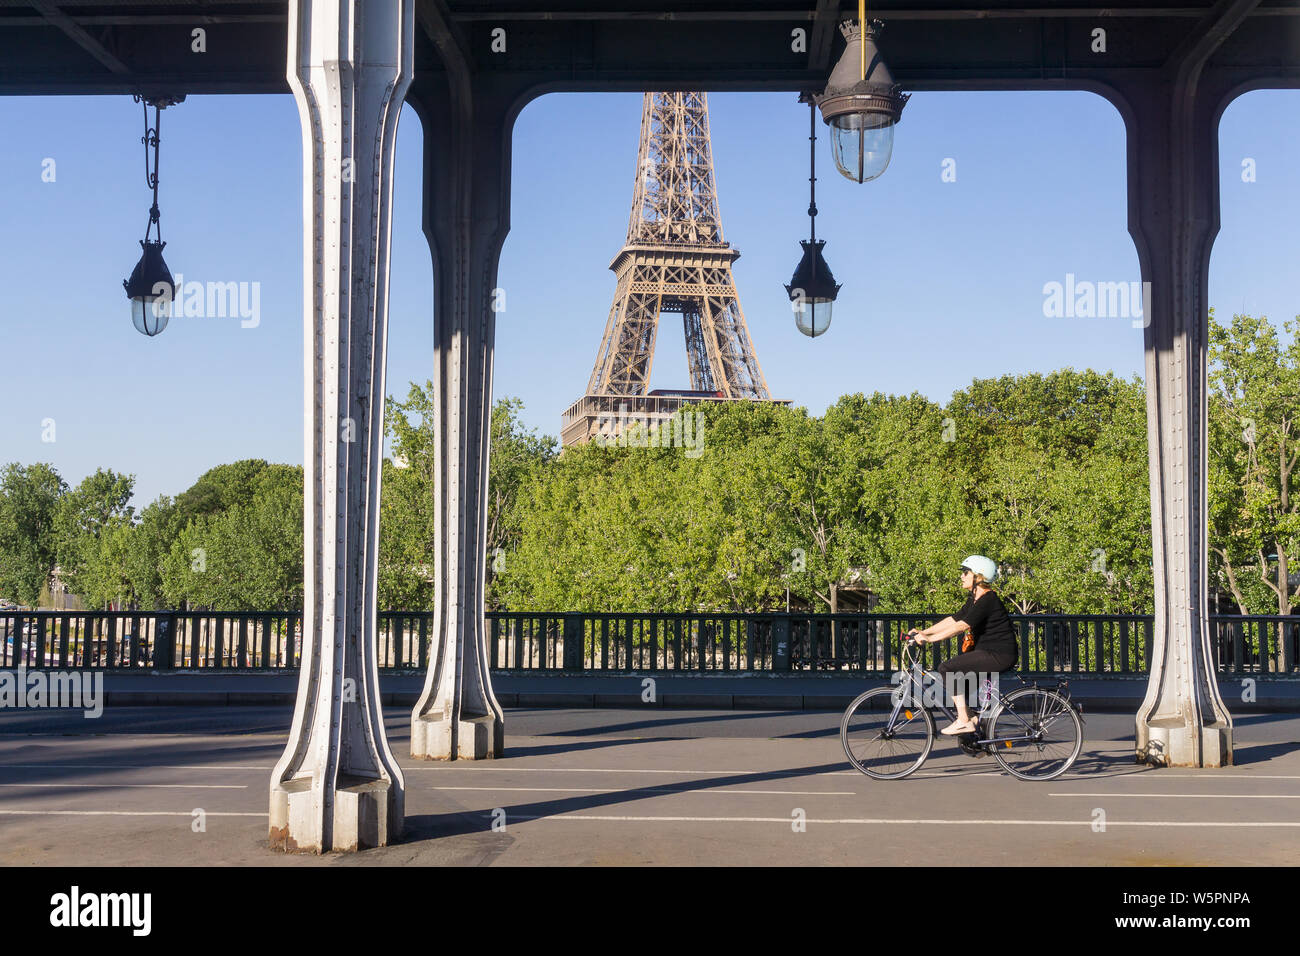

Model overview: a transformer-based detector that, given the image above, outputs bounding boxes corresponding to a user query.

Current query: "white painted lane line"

[0,764,270,771]
[499,814,1300,827]
[0,783,248,790]
[0,763,856,779]
[1049,792,1300,799]
[429,786,856,795]
[405,767,800,775]
[0,810,264,817]
[913,771,1002,778]
[1135,774,1300,780]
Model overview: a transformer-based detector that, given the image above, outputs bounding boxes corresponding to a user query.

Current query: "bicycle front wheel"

[841,687,934,780]
[987,687,1083,781]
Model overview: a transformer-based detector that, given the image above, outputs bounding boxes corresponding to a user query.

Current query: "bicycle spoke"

[989,689,1081,780]
[841,688,932,779]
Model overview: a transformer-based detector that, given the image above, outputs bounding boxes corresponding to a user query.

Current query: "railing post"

[236,616,249,669]
[153,613,178,670]
[35,616,47,668]
[58,615,70,667]
[12,613,25,667]
[212,615,225,670]
[562,613,583,671]
[260,615,273,669]
[106,615,117,669]
[772,614,791,672]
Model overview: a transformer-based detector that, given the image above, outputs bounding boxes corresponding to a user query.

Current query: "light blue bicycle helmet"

[961,555,998,583]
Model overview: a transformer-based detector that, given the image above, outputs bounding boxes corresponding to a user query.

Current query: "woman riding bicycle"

[906,555,1017,736]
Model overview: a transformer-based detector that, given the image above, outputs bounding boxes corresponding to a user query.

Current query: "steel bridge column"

[406,66,516,760]
[269,0,414,851]
[1120,6,1257,767]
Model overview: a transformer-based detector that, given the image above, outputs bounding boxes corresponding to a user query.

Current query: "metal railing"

[1,610,1296,676]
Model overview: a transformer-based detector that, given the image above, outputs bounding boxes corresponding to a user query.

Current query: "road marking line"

[0,783,247,790]
[1139,774,1300,780]
[0,810,264,817]
[1049,792,1300,799]
[497,814,1300,826]
[429,786,856,795]
[406,767,797,775]
[0,764,270,771]
[913,771,1003,778]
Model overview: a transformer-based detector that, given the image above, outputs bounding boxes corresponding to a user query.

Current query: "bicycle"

[840,636,1084,781]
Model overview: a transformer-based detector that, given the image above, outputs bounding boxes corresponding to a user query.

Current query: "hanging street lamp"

[815,6,909,184]
[123,94,183,337]
[787,96,841,338]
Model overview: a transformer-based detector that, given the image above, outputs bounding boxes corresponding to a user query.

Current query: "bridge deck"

[1,707,1296,866]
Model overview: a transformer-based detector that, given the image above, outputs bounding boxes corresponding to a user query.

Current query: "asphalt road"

[1,707,1297,866]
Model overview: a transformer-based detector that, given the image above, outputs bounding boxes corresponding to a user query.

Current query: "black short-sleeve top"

[952,589,1016,657]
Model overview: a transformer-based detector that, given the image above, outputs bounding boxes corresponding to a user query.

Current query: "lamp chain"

[808,98,817,245]
[135,94,163,244]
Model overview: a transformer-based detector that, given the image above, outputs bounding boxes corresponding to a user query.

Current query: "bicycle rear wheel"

[841,687,934,780]
[987,687,1082,780]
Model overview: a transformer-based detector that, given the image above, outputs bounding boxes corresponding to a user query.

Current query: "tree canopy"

[2,315,1295,617]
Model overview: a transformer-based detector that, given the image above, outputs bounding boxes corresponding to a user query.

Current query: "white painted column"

[269,0,414,852]
[406,64,511,760]
[1120,12,1251,767]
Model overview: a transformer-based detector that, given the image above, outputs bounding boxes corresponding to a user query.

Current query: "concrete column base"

[270,776,403,853]
[411,712,502,760]
[332,777,403,851]
[1137,718,1233,768]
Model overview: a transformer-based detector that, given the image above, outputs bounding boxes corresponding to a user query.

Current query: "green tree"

[123,497,183,609]
[945,369,1151,614]
[52,468,135,601]
[1208,311,1300,617]
[382,387,558,610]
[0,462,67,605]
[380,385,438,611]
[817,392,967,615]
[162,465,304,610]
[77,519,138,610]
[486,396,560,603]
[172,459,275,530]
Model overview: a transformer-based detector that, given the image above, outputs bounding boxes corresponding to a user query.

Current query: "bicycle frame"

[888,644,1076,747]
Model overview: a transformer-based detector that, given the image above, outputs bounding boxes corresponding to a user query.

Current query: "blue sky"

[0,89,1296,507]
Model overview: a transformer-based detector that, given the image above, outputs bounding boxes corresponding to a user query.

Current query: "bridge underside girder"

[2,3,1300,98]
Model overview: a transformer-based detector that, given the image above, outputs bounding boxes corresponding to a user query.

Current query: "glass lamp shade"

[130,295,171,337]
[794,298,834,338]
[830,113,896,184]
[123,239,175,337]
[816,20,909,184]
[785,239,841,338]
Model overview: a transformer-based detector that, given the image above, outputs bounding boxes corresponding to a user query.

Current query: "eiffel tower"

[561,92,784,447]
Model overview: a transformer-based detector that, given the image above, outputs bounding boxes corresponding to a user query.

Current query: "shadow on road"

[401,760,853,842]
[500,736,691,758]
